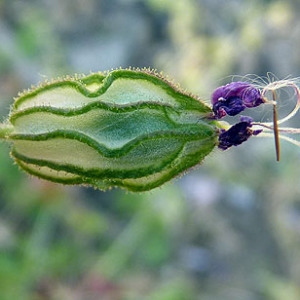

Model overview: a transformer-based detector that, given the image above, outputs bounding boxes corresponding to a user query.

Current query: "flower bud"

[218,116,262,150]
[7,69,218,191]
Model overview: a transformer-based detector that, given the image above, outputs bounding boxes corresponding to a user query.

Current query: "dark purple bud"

[218,117,262,150]
[212,82,264,119]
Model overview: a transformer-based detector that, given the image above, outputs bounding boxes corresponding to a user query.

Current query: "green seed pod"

[6,69,218,191]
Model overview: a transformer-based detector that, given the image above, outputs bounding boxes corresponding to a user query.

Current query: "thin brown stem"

[272,90,280,161]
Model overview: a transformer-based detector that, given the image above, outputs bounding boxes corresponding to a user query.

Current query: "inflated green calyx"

[5,69,218,191]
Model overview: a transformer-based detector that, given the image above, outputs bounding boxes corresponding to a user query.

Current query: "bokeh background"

[1,0,300,299]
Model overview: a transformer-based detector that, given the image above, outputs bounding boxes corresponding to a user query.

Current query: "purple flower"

[218,116,262,150]
[212,82,264,119]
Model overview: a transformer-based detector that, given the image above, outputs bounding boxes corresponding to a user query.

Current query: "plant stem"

[272,90,280,161]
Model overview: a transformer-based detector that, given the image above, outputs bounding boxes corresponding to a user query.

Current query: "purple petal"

[212,82,264,119]
[239,115,253,123]
[213,96,245,118]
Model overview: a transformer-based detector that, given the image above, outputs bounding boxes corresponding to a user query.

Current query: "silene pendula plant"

[0,68,300,192]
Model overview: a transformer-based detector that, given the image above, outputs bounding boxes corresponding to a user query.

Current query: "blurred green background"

[1,0,300,299]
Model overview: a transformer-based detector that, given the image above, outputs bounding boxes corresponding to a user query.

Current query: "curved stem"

[256,132,300,148]
[261,80,300,126]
